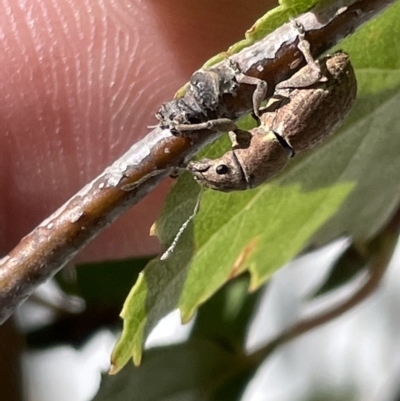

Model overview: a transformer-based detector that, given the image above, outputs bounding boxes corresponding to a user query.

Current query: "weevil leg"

[173,118,238,136]
[228,59,268,119]
[292,19,322,81]
[237,74,268,119]
[277,20,326,89]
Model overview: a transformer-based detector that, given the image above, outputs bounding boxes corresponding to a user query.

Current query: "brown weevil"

[187,51,357,191]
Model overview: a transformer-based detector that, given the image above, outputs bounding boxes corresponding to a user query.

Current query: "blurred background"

[3,236,400,401]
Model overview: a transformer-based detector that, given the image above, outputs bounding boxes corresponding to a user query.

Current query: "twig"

[0,0,395,324]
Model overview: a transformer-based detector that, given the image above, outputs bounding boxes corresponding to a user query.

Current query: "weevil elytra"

[187,51,357,191]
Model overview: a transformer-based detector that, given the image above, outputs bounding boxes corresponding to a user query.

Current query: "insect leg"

[227,59,267,119]
[277,20,326,89]
[172,118,238,136]
[292,19,322,81]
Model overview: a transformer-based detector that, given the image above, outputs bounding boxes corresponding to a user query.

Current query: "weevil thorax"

[187,152,249,191]
[156,70,222,130]
[156,59,241,131]
[189,70,221,112]
[190,61,240,111]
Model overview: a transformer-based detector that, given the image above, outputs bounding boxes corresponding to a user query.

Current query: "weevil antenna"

[160,189,203,261]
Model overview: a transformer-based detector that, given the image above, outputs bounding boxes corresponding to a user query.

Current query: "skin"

[0,0,275,262]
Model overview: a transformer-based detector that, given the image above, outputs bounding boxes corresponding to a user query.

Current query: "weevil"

[156,20,323,138]
[187,51,357,191]
[156,58,267,135]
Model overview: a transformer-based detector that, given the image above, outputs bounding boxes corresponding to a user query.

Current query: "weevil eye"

[216,165,229,175]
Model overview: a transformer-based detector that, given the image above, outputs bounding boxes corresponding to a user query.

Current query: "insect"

[156,58,267,136]
[156,20,323,138]
[186,51,357,191]
[159,22,357,259]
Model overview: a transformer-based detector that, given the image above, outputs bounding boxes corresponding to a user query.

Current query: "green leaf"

[96,340,255,401]
[113,0,400,370]
[111,175,199,370]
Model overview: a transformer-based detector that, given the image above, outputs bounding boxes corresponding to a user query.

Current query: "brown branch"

[0,0,395,324]
[248,206,400,366]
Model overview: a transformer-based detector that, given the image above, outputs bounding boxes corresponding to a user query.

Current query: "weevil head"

[187,153,249,191]
[156,100,186,130]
